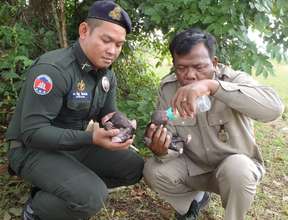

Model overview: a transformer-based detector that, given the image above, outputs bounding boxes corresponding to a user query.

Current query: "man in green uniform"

[5,1,144,220]
[143,28,284,220]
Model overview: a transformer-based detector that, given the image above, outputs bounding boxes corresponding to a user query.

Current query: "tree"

[52,0,68,48]
[118,0,288,77]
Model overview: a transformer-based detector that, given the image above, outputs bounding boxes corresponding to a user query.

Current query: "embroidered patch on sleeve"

[33,74,53,95]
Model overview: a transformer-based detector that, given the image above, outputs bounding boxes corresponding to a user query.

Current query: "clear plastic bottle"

[196,95,211,113]
[166,95,211,120]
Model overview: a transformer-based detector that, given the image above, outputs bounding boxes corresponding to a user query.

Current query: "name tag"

[69,91,91,100]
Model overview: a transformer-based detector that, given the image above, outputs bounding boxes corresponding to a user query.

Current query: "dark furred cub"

[148,110,191,153]
[101,111,136,143]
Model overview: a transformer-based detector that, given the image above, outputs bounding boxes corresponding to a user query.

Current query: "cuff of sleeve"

[79,131,93,145]
[213,80,240,99]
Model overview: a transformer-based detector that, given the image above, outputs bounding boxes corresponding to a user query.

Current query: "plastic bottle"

[166,95,211,120]
[196,95,211,113]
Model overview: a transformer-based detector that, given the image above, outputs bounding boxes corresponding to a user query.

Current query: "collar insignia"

[77,80,85,92]
[81,63,90,70]
[109,6,122,21]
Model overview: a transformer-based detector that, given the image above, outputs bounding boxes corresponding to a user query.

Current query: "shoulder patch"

[33,74,53,95]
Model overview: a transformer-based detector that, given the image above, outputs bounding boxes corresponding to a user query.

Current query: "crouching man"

[6,1,144,220]
[143,28,284,220]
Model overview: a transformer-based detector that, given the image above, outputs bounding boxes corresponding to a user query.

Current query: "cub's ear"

[85,120,94,132]
[101,112,115,124]
[130,119,137,129]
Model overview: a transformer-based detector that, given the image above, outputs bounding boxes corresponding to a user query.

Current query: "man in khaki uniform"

[143,28,284,220]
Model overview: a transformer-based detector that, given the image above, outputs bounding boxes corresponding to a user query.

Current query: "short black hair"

[169,28,216,59]
[85,18,104,33]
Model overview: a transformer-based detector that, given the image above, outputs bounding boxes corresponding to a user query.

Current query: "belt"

[9,140,23,149]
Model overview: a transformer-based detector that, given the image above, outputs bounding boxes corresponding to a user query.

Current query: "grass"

[0,62,287,219]
[256,62,288,100]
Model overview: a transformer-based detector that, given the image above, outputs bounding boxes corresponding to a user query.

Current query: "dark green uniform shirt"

[6,41,117,150]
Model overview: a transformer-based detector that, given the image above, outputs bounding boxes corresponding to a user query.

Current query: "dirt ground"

[0,118,287,220]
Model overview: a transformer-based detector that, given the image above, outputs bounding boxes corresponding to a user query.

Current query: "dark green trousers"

[8,145,144,220]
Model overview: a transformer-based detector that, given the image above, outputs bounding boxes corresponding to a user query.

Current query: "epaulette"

[160,72,177,88]
[37,48,75,70]
[216,64,241,81]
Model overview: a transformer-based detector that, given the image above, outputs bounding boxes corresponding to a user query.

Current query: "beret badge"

[109,6,122,21]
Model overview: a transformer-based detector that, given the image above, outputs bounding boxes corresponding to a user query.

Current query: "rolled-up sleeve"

[213,72,284,122]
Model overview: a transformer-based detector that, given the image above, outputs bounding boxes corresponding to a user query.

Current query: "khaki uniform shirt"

[157,64,284,176]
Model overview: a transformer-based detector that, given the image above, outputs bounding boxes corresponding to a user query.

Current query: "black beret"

[87,0,131,33]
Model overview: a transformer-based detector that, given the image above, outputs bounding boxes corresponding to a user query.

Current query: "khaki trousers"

[143,154,263,220]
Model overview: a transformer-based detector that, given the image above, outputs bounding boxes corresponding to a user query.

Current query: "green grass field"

[257,62,288,103]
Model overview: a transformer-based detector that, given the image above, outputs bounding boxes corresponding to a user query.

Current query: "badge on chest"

[218,125,229,143]
[101,76,110,93]
[69,80,91,101]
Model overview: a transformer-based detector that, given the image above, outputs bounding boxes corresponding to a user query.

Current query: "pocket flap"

[208,109,233,126]
[172,117,197,126]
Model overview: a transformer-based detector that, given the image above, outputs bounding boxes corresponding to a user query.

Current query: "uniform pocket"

[207,108,233,126]
[208,109,233,143]
[171,118,199,146]
[67,99,91,111]
[66,91,91,111]
[172,117,197,126]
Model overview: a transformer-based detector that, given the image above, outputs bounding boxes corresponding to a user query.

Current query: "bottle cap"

[166,107,176,120]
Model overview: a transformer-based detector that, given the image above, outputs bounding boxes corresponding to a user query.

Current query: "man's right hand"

[145,123,171,156]
[91,122,132,150]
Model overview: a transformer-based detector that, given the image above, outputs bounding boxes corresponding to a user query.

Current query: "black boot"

[22,197,41,220]
[22,187,41,220]
[175,192,210,220]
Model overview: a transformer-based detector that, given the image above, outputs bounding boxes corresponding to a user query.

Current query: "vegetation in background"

[0,0,287,132]
[122,0,288,75]
[115,45,160,148]
[0,1,287,219]
[1,0,288,129]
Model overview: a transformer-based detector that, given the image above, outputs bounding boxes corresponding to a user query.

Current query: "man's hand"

[91,122,133,150]
[172,79,219,117]
[145,123,171,156]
